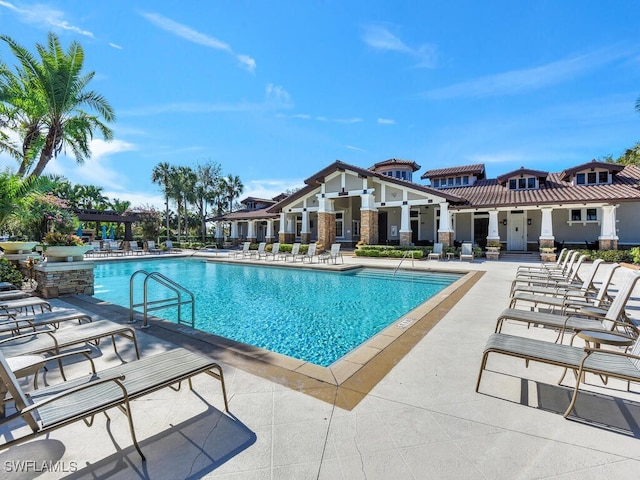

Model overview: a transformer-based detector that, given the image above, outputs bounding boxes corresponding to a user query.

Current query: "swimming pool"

[94,259,461,367]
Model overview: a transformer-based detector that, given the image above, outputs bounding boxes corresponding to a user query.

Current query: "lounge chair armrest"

[581,346,640,362]
[0,326,55,345]
[42,348,97,374]
[22,373,127,414]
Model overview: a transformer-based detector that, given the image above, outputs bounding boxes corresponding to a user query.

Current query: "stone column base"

[279,233,296,244]
[485,252,500,261]
[34,261,95,298]
[360,209,378,245]
[538,238,555,248]
[247,237,257,244]
[265,236,275,244]
[300,233,311,244]
[438,231,454,247]
[598,238,618,250]
[399,231,412,246]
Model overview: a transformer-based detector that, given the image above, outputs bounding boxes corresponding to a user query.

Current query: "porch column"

[230,221,239,246]
[317,197,336,249]
[538,207,554,249]
[300,209,311,244]
[599,205,618,250]
[266,219,275,244]
[437,202,453,247]
[246,220,256,244]
[400,203,412,246]
[360,193,378,245]
[215,221,223,243]
[487,211,500,243]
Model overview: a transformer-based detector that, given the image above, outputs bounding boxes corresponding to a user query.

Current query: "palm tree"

[194,162,221,242]
[0,172,53,231]
[151,162,173,241]
[177,166,197,242]
[221,174,244,213]
[0,32,115,180]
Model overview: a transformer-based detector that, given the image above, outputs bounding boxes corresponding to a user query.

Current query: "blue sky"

[1,1,639,209]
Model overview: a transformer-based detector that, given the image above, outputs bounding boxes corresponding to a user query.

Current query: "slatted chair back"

[601,271,640,331]
[0,350,38,431]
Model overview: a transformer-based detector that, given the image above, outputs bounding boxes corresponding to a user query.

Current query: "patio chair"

[128,242,145,255]
[251,242,267,260]
[0,346,229,461]
[164,240,179,253]
[459,243,474,262]
[509,260,613,311]
[284,243,302,262]
[516,248,570,274]
[513,250,580,280]
[476,330,640,418]
[428,243,443,261]
[265,242,280,261]
[509,254,587,296]
[0,297,51,316]
[318,243,343,264]
[232,242,251,258]
[495,270,640,341]
[0,290,30,301]
[301,243,318,263]
[0,308,92,335]
[145,240,163,254]
[0,319,140,379]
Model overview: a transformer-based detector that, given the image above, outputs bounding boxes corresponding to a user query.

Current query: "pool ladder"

[129,270,195,329]
[393,250,416,276]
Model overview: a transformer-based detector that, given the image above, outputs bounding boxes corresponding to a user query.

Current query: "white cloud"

[109,43,123,50]
[346,145,367,152]
[378,118,396,125]
[465,152,526,164]
[0,1,93,37]
[243,178,304,200]
[423,47,632,100]
[140,11,256,73]
[362,24,437,68]
[265,84,293,107]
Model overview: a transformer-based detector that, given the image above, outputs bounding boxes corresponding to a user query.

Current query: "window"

[433,179,440,187]
[518,178,527,189]
[571,209,582,221]
[527,177,536,189]
[352,220,361,236]
[598,171,608,183]
[455,176,461,186]
[335,212,344,237]
[587,172,597,184]
[576,173,586,185]
[447,177,453,186]
[509,179,517,189]
[295,216,302,236]
[586,208,597,221]
[508,177,537,190]
[463,176,469,185]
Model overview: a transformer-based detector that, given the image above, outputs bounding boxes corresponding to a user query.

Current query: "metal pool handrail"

[129,269,195,329]
[393,250,415,276]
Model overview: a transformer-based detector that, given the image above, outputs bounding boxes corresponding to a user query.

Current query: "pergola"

[74,209,139,241]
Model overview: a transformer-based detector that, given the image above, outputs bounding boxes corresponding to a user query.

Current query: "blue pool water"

[94,259,461,366]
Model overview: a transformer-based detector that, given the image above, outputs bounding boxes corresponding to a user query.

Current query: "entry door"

[508,214,525,251]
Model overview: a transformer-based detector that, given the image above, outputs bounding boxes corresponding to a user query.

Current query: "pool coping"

[80,257,483,410]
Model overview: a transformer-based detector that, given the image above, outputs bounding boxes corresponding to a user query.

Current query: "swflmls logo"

[4,460,78,473]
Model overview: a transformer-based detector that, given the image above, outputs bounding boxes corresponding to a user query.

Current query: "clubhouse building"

[211,158,640,251]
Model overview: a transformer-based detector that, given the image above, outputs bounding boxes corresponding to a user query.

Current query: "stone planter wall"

[34,261,95,298]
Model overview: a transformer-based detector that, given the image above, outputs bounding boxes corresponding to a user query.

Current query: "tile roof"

[559,159,625,181]
[449,164,640,210]
[369,158,421,172]
[496,167,549,184]
[421,164,486,180]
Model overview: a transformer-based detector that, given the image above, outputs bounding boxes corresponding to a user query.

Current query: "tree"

[151,162,173,242]
[0,32,115,179]
[0,172,54,233]
[194,161,221,242]
[220,174,244,214]
[177,166,197,242]
[613,141,640,166]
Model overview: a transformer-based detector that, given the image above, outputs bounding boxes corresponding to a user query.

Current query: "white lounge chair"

[145,240,163,254]
[428,243,443,261]
[320,244,343,264]
[232,242,251,258]
[265,243,280,261]
[301,243,318,263]
[251,242,267,259]
[284,243,302,262]
[459,243,474,262]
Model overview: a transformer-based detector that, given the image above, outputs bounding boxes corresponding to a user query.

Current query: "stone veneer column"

[34,261,95,298]
[247,220,256,244]
[215,221,224,244]
[598,205,618,250]
[265,219,275,244]
[437,202,453,247]
[230,221,239,246]
[317,197,336,248]
[360,193,378,245]
[399,204,412,246]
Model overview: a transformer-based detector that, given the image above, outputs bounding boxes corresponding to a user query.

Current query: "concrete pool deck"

[2,253,640,479]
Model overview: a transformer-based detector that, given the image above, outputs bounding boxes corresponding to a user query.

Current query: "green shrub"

[0,258,23,288]
[631,246,640,264]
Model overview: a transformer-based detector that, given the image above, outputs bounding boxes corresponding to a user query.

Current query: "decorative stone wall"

[317,211,336,248]
[598,238,617,250]
[360,210,378,245]
[538,238,555,248]
[438,231,454,247]
[34,261,95,298]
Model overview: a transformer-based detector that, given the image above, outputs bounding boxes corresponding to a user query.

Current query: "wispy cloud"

[140,11,256,73]
[276,113,363,124]
[109,43,123,50]
[0,1,94,37]
[243,178,303,200]
[265,84,293,108]
[346,145,367,152]
[423,47,632,100]
[362,24,436,68]
[378,118,396,125]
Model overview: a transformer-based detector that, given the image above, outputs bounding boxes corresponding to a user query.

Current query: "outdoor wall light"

[502,219,507,226]
[527,218,532,226]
